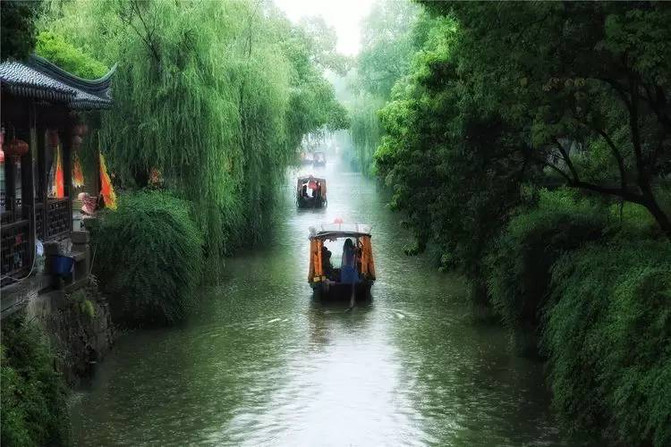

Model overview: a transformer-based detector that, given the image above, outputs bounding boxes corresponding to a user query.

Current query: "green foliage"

[418,1,671,236]
[1,315,70,447]
[542,240,671,446]
[357,0,422,98]
[349,94,383,175]
[35,31,108,78]
[375,15,528,293]
[345,0,424,175]
[1,1,42,61]
[366,5,671,441]
[92,191,203,326]
[42,0,346,256]
[68,290,96,320]
[486,189,608,330]
[296,16,350,75]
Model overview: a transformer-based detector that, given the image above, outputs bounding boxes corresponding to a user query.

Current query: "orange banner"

[73,152,85,187]
[99,152,117,210]
[54,145,64,198]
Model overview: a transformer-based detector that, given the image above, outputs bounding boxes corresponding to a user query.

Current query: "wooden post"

[17,125,32,221]
[60,123,74,233]
[37,124,47,240]
[4,145,15,215]
[21,102,37,267]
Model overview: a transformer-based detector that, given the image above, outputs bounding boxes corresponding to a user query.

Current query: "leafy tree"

[297,16,350,75]
[347,0,423,174]
[0,1,42,61]
[40,0,346,256]
[357,0,422,98]
[422,1,671,237]
[35,30,108,78]
[375,16,529,298]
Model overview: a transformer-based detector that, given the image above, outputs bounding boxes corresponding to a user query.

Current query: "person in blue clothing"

[341,238,359,309]
[340,238,359,284]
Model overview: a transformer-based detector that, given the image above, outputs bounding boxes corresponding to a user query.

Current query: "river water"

[70,157,589,446]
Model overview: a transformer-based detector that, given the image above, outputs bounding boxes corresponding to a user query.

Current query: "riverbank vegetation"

[29,0,347,325]
[354,1,671,445]
[1,316,70,446]
[346,0,421,174]
[91,191,203,326]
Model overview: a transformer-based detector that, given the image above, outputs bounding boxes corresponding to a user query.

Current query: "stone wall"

[27,277,115,386]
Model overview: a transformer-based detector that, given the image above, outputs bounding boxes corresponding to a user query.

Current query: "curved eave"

[71,98,114,110]
[28,54,117,95]
[1,83,74,103]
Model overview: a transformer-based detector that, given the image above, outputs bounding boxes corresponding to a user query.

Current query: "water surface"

[70,158,588,446]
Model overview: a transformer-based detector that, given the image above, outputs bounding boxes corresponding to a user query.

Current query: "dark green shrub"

[92,190,204,326]
[486,189,607,332]
[542,240,671,446]
[1,314,70,447]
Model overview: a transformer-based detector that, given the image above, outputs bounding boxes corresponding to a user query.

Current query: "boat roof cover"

[310,223,372,239]
[297,176,325,182]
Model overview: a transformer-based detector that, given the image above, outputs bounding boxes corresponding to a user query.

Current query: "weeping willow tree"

[39,0,346,257]
[347,0,422,176]
[349,94,384,175]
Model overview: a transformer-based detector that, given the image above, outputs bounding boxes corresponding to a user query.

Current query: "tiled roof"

[0,55,115,109]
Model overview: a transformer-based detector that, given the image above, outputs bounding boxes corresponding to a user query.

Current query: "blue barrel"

[50,255,74,277]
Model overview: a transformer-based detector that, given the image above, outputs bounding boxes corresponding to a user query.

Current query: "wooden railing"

[1,218,31,286]
[1,198,71,283]
[46,198,71,239]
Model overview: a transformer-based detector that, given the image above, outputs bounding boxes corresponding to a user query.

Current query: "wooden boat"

[313,151,326,167]
[296,176,327,209]
[300,151,313,165]
[308,223,376,299]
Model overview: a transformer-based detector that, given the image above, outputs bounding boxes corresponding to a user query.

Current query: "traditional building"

[1,54,115,313]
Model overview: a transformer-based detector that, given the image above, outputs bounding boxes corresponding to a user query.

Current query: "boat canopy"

[309,223,372,240]
[297,175,325,183]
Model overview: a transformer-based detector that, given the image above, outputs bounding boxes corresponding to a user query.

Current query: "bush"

[542,239,671,446]
[486,189,607,332]
[92,190,204,326]
[1,315,70,447]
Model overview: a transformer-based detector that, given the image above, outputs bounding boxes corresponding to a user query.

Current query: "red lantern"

[5,138,29,160]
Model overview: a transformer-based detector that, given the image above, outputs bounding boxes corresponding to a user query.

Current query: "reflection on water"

[70,158,591,446]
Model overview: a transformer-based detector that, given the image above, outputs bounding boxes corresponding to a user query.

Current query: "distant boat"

[296,175,327,209]
[312,151,326,167]
[308,222,376,300]
[300,151,314,166]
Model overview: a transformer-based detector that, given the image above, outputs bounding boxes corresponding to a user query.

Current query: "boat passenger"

[340,239,359,284]
[321,246,333,279]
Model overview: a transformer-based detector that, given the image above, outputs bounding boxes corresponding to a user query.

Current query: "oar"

[345,283,355,312]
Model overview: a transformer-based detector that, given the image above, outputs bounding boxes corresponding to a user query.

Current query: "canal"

[70,157,586,446]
